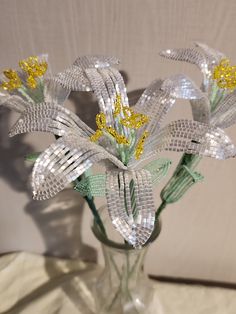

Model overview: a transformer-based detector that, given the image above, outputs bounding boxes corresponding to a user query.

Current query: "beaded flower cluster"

[1,45,236,247]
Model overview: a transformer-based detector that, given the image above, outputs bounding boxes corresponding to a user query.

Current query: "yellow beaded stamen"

[135,131,149,160]
[113,93,149,129]
[90,112,130,145]
[106,127,130,145]
[121,107,149,129]
[0,69,22,91]
[213,59,236,90]
[91,93,150,160]
[113,94,122,117]
[90,129,103,142]
[19,56,48,89]
[90,113,106,142]
[95,112,106,129]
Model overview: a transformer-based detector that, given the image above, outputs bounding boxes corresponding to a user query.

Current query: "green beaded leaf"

[144,158,172,184]
[74,174,106,197]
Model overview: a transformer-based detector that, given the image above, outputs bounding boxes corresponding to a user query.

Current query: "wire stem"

[74,177,107,237]
[85,194,107,237]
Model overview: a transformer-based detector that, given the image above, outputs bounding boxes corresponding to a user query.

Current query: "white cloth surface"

[0,252,235,314]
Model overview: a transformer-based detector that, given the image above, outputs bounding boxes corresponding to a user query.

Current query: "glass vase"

[92,207,162,314]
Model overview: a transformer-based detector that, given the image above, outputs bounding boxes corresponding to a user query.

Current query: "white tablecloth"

[0,252,235,314]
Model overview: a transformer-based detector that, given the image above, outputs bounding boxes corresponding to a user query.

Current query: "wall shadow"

[0,106,96,263]
[24,190,96,262]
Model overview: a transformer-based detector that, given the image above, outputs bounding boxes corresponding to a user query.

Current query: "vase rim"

[91,205,162,251]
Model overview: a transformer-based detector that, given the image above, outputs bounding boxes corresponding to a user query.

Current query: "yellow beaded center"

[0,56,48,91]
[113,95,149,129]
[90,94,150,160]
[0,69,22,91]
[19,56,48,89]
[90,112,130,145]
[135,131,149,160]
[213,59,236,90]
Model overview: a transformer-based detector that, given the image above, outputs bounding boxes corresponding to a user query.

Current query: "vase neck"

[102,244,148,282]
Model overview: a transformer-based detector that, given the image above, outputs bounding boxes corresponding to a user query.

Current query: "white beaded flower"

[0,54,69,111]
[160,42,236,129]
[2,55,236,247]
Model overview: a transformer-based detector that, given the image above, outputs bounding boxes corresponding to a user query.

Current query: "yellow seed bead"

[113,97,149,129]
[19,56,48,77]
[90,130,103,142]
[27,75,37,89]
[96,113,107,129]
[213,58,236,90]
[135,131,149,160]
[0,69,22,91]
[120,106,149,129]
[113,94,122,117]
[121,113,149,129]
[106,126,130,145]
[19,56,48,89]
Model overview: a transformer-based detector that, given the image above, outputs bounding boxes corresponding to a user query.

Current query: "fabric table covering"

[0,252,235,314]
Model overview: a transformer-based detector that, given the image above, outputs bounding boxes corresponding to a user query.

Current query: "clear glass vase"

[92,207,162,314]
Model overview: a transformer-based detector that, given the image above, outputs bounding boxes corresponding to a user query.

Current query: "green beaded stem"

[156,154,203,220]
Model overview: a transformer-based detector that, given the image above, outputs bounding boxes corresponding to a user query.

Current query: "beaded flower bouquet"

[1,43,236,313]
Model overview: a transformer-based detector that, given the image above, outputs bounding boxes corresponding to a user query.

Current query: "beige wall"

[1,0,236,282]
